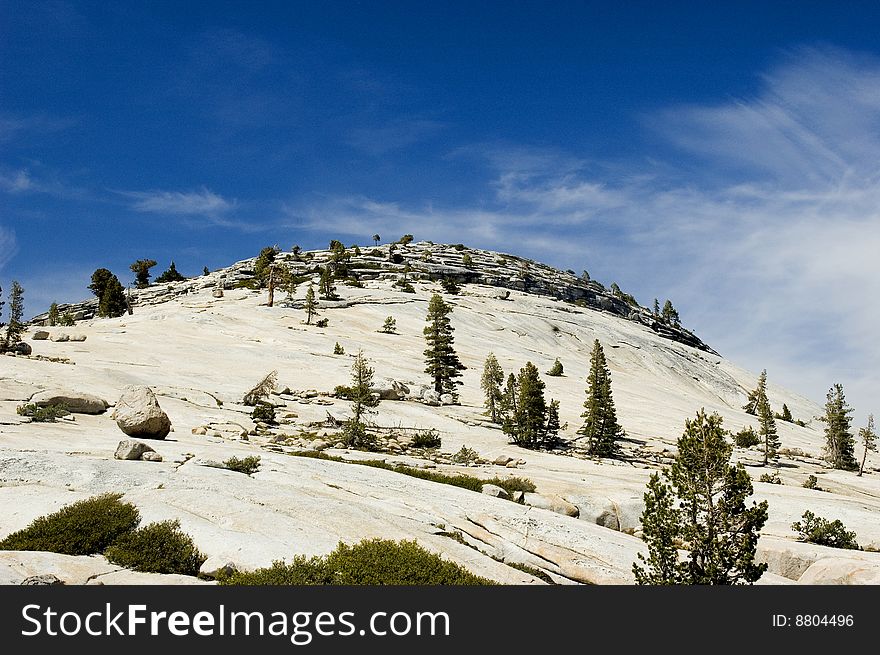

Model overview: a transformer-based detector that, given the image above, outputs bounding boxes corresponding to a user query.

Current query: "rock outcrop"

[30,390,108,414]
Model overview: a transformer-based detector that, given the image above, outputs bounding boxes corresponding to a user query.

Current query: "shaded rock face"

[112,385,171,439]
[30,390,109,414]
[11,342,32,355]
[21,574,64,586]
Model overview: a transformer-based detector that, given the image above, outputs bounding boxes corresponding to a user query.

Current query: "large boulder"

[372,380,410,400]
[522,493,580,518]
[797,558,880,584]
[112,385,171,439]
[30,390,109,415]
[10,342,32,355]
[32,331,50,341]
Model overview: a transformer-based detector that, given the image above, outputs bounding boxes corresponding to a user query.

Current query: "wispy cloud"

[0,112,76,144]
[348,119,446,155]
[289,47,880,421]
[0,226,18,273]
[121,187,236,216]
[0,169,35,193]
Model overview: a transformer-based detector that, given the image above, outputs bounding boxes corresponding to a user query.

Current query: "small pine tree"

[547,358,563,376]
[779,403,793,422]
[129,259,157,289]
[372,234,381,246]
[94,272,127,318]
[633,409,768,585]
[319,265,337,300]
[752,370,780,466]
[154,261,186,284]
[653,298,660,317]
[333,342,345,355]
[499,373,518,436]
[578,339,624,457]
[381,316,396,334]
[441,276,460,294]
[661,299,680,325]
[253,246,280,287]
[4,280,25,346]
[203,266,210,276]
[822,384,858,471]
[858,414,877,477]
[47,302,59,327]
[423,294,465,399]
[344,351,379,449]
[59,311,75,326]
[481,353,504,423]
[398,234,414,245]
[304,284,317,325]
[545,399,561,449]
[462,253,473,267]
[506,362,548,449]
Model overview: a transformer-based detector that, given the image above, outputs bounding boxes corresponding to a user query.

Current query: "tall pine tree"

[499,373,518,436]
[4,280,25,346]
[344,351,379,449]
[633,409,768,585]
[822,383,858,470]
[578,339,624,457]
[481,353,504,423]
[858,414,877,477]
[319,265,337,300]
[423,294,465,399]
[304,283,317,325]
[508,362,547,448]
[752,370,780,466]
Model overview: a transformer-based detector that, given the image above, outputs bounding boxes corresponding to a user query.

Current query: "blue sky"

[2,1,879,423]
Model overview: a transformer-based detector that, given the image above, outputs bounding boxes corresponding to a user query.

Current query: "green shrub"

[733,426,760,448]
[452,244,466,251]
[441,277,460,294]
[105,520,206,575]
[411,429,442,449]
[251,402,276,423]
[393,280,415,293]
[791,511,859,550]
[0,493,140,555]
[315,318,329,328]
[451,445,480,465]
[759,471,782,484]
[333,342,345,355]
[485,476,536,496]
[221,539,493,585]
[334,385,355,400]
[546,359,563,376]
[223,456,261,474]
[16,403,69,422]
[802,474,820,490]
[505,561,554,584]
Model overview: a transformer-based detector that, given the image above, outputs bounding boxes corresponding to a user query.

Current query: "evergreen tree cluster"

[499,361,561,449]
[89,268,127,318]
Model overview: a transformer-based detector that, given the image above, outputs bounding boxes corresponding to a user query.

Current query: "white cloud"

[121,187,236,216]
[0,169,34,193]
[290,47,880,423]
[0,226,18,273]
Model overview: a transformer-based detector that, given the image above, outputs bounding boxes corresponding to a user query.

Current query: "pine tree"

[858,414,877,477]
[753,370,780,466]
[481,353,504,423]
[822,384,858,470]
[129,259,157,289]
[304,283,317,325]
[423,294,465,399]
[344,351,379,449]
[633,409,769,585]
[59,311,75,326]
[47,302,60,327]
[253,246,279,287]
[0,283,4,329]
[499,373,518,436]
[4,281,25,346]
[319,265,337,300]
[154,261,185,283]
[89,269,127,318]
[661,299,680,325]
[203,266,210,276]
[578,339,624,457]
[547,358,563,376]
[503,362,549,449]
[545,399,561,449]
[778,403,793,422]
[372,234,381,246]
[653,298,660,317]
[381,316,396,334]
[88,268,116,299]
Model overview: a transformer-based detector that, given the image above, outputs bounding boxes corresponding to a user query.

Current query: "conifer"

[752,370,780,466]
[578,339,624,457]
[822,384,858,470]
[344,351,379,449]
[481,353,504,423]
[423,294,465,399]
[304,283,317,325]
[858,414,877,477]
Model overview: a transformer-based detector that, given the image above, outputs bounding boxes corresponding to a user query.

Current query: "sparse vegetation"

[220,538,493,585]
[343,351,379,449]
[859,414,877,477]
[502,362,559,449]
[16,403,69,423]
[0,493,140,555]
[451,445,480,465]
[333,342,345,355]
[802,474,820,490]
[47,302,59,326]
[733,426,760,448]
[251,401,276,423]
[105,520,206,575]
[381,316,397,333]
[243,370,278,406]
[441,276,460,294]
[154,261,186,284]
[223,456,261,474]
[315,318,329,328]
[759,471,782,484]
[411,428,442,449]
[461,253,473,267]
[304,283,318,324]
[792,511,859,550]
[547,358,563,376]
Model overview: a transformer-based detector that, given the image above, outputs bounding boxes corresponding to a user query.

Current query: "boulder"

[522,493,580,518]
[32,331,50,341]
[372,380,410,400]
[112,385,171,439]
[493,455,514,466]
[69,334,87,342]
[10,342,32,355]
[141,451,163,462]
[440,393,455,405]
[797,558,880,585]
[191,426,207,435]
[481,484,510,500]
[30,390,109,415]
[212,287,224,298]
[114,439,154,460]
[21,574,64,586]
[50,333,70,342]
[199,556,238,580]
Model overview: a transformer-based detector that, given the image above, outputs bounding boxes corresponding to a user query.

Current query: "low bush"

[451,445,480,465]
[733,426,760,448]
[16,403,69,423]
[485,476,536,496]
[759,471,782,484]
[251,402,276,423]
[105,520,206,575]
[441,277,460,294]
[791,511,860,550]
[0,493,140,555]
[802,474,820,490]
[315,318,329,328]
[333,342,345,355]
[223,456,261,475]
[505,561,554,584]
[546,359,563,376]
[221,539,494,585]
[411,429,442,449]
[333,385,355,400]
